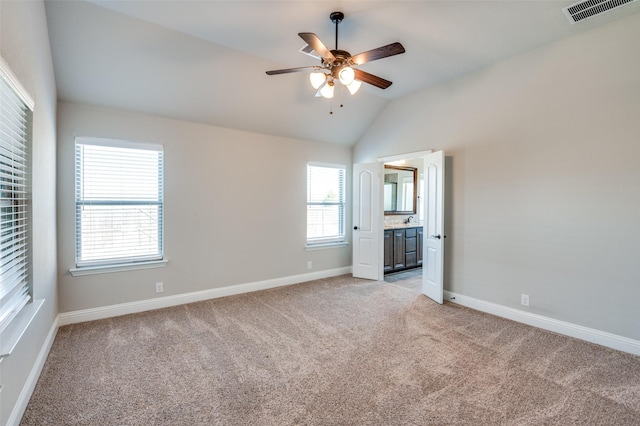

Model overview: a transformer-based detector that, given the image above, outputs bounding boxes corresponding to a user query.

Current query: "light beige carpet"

[22,274,640,425]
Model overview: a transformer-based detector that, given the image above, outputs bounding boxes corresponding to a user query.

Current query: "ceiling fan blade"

[266,66,319,75]
[350,42,405,66]
[298,33,336,62]
[354,69,392,89]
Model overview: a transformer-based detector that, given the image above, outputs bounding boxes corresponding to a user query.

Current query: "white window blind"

[307,163,345,245]
[0,57,33,333]
[75,137,163,267]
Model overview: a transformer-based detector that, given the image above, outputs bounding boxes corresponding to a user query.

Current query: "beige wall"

[57,102,352,313]
[354,14,640,340]
[0,1,58,424]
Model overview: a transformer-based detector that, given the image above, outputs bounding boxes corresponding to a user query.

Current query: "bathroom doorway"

[378,150,445,303]
[354,150,445,304]
[380,154,426,288]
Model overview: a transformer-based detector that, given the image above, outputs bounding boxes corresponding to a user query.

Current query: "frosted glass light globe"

[320,82,335,99]
[338,67,355,85]
[347,80,362,95]
[310,72,327,89]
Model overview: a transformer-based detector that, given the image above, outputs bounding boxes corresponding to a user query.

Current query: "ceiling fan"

[265,11,405,99]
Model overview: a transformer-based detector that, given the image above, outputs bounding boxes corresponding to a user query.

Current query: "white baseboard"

[444,290,640,356]
[59,267,352,326]
[6,316,59,426]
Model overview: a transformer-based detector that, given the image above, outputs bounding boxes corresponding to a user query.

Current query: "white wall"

[57,102,352,313]
[354,14,640,341]
[0,1,58,424]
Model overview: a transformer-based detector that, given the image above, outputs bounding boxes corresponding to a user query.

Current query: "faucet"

[405,215,414,224]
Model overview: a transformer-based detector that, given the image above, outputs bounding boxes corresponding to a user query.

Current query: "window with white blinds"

[307,163,345,245]
[75,137,163,267]
[0,58,33,333]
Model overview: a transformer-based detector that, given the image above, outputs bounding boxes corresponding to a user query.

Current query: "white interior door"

[422,151,445,303]
[352,162,382,280]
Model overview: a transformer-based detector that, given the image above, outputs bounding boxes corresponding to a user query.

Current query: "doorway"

[379,150,445,304]
[380,154,427,289]
[353,150,444,304]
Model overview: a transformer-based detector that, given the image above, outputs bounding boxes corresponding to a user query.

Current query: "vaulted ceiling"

[44,0,640,145]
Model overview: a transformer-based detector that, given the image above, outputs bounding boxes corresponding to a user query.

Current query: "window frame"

[72,137,165,274]
[306,162,347,248]
[0,55,34,334]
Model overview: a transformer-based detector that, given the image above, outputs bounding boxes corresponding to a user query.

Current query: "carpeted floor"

[21,274,640,425]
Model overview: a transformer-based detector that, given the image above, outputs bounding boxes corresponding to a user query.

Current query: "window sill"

[305,242,350,251]
[69,259,168,276]
[1,299,44,360]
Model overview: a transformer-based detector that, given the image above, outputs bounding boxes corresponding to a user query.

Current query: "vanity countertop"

[384,222,423,229]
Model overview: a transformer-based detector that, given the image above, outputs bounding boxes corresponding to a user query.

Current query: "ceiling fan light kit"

[346,80,362,95]
[338,67,355,85]
[319,81,335,99]
[266,11,406,106]
[310,71,326,89]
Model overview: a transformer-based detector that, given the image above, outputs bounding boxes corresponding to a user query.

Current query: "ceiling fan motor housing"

[321,50,351,77]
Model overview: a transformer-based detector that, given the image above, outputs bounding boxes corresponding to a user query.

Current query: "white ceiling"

[44,0,640,146]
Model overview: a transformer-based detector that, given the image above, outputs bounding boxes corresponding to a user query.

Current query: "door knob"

[431,234,446,239]
[354,226,358,230]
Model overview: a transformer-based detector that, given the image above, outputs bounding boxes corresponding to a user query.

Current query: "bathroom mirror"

[384,165,417,214]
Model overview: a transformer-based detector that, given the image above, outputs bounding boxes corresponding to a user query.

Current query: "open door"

[422,151,445,303]
[352,163,382,280]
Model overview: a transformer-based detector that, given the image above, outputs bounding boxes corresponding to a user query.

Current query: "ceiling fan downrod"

[330,11,344,51]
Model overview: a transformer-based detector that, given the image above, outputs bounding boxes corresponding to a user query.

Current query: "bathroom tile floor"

[383,268,422,283]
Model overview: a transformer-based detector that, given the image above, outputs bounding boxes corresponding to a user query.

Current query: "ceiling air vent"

[563,0,638,24]
[298,44,320,60]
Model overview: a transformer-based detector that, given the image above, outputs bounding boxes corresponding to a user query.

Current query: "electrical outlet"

[307,261,313,270]
[155,282,164,293]
[521,294,529,306]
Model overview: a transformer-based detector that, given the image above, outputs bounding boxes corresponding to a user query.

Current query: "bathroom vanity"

[383,225,423,274]
[383,163,422,274]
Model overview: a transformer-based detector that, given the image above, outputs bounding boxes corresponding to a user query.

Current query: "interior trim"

[59,267,352,326]
[5,315,58,426]
[377,150,432,163]
[1,300,44,359]
[0,55,35,110]
[69,259,168,276]
[444,290,640,356]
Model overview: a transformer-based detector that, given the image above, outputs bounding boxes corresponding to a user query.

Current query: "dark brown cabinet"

[384,226,423,274]
[384,230,394,273]
[405,227,417,268]
[393,229,406,270]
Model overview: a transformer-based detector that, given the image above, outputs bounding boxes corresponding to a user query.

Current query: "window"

[0,57,33,332]
[307,163,345,245]
[401,176,414,211]
[75,137,163,268]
